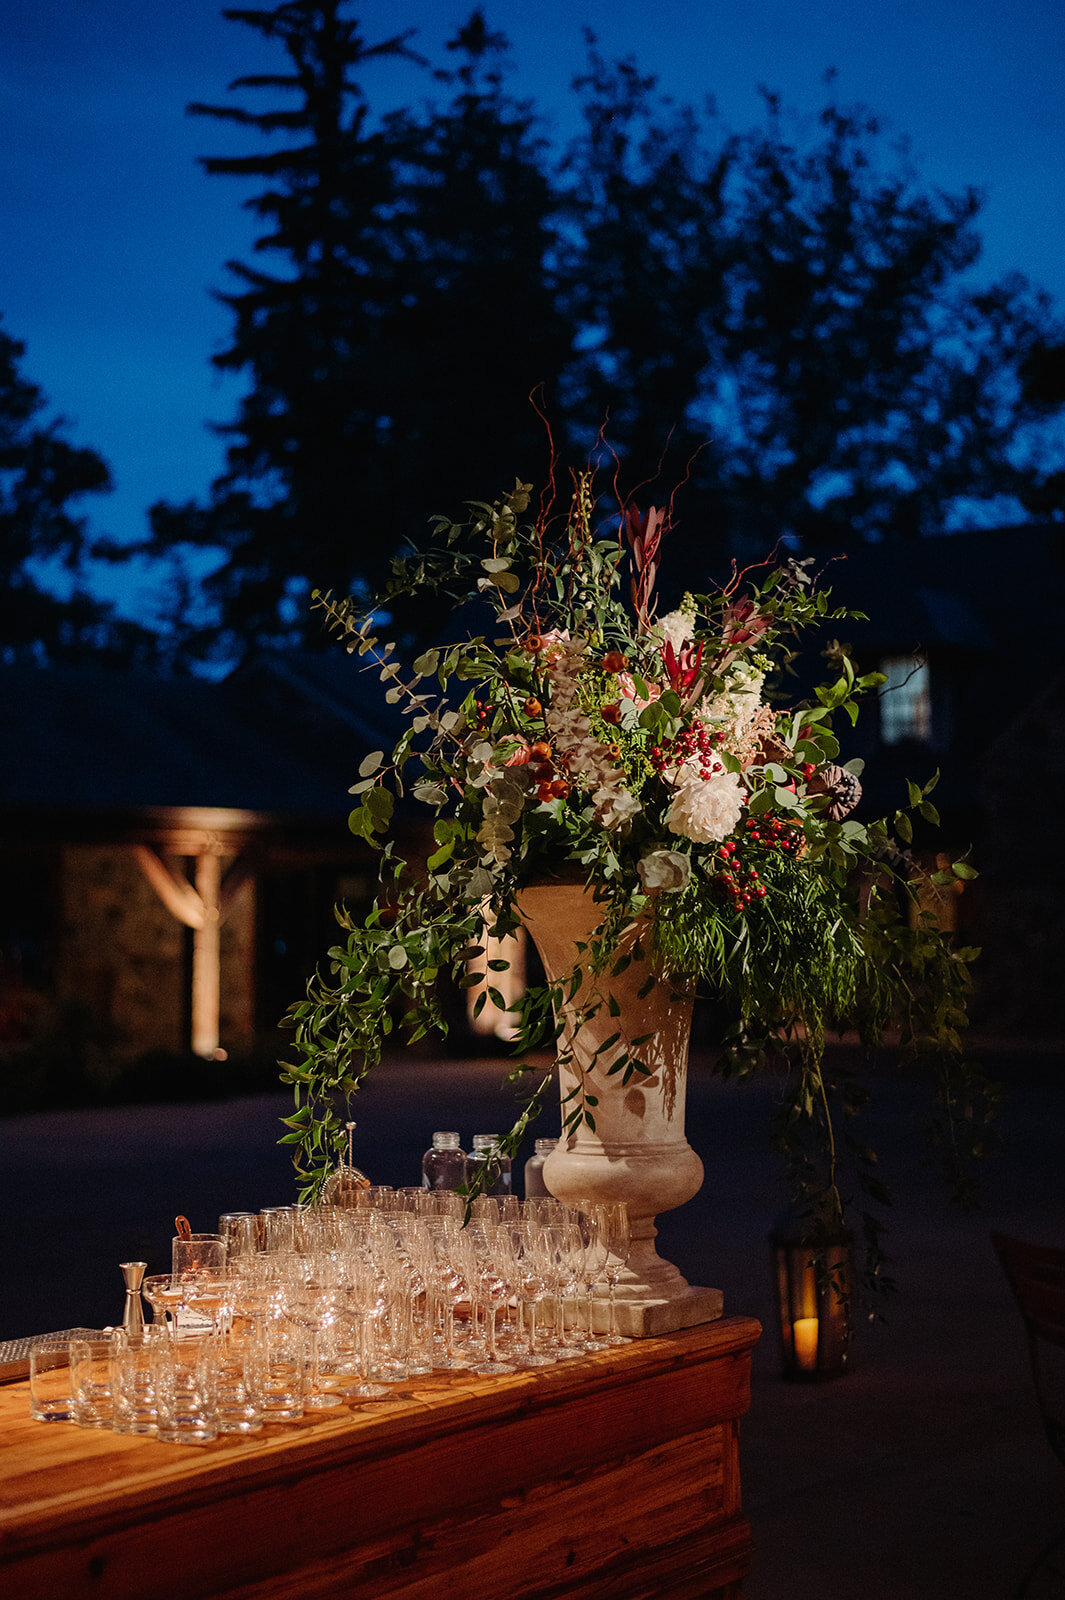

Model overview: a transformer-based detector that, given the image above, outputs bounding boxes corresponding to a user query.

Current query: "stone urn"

[517,880,723,1336]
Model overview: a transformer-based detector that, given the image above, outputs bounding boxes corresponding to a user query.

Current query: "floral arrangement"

[282,470,986,1278]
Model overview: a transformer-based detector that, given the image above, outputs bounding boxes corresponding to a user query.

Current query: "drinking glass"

[595,1202,632,1345]
[425,1219,473,1369]
[141,1273,185,1333]
[153,1332,219,1444]
[215,1330,264,1434]
[29,1339,74,1422]
[468,1223,516,1376]
[330,1248,391,1400]
[278,1258,343,1409]
[219,1212,259,1261]
[260,1206,300,1253]
[110,1327,161,1435]
[509,1223,554,1368]
[572,1207,610,1351]
[388,1217,435,1375]
[172,1232,226,1278]
[71,1336,115,1429]
[541,1223,586,1360]
[259,1312,306,1422]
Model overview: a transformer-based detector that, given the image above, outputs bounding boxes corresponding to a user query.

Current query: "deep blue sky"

[2,1,1063,616]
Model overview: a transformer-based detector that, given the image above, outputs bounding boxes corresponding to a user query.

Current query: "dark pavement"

[2,1048,1063,1598]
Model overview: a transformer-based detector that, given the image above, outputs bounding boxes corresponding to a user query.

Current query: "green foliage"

[281,466,989,1291]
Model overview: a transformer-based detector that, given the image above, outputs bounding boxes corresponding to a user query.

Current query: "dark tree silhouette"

[370,12,571,565]
[560,59,1061,575]
[150,5,572,661]
[0,318,158,666]
[556,42,735,508]
[145,1,421,665]
[1018,338,1065,518]
[149,12,1064,663]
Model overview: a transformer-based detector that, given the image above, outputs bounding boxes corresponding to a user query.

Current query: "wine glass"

[278,1257,343,1409]
[594,1202,631,1345]
[330,1244,391,1400]
[572,1206,610,1352]
[466,1223,516,1376]
[508,1222,554,1368]
[424,1220,474,1369]
[542,1223,586,1360]
[141,1273,185,1333]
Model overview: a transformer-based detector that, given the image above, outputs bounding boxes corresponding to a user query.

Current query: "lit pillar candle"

[793,1316,819,1372]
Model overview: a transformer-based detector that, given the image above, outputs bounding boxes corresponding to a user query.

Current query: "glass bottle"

[465,1134,512,1198]
[523,1137,558,1199]
[422,1131,467,1191]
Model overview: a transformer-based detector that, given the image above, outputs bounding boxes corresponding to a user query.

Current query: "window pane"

[880,654,931,744]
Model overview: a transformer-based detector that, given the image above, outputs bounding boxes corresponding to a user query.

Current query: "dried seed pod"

[808,763,862,821]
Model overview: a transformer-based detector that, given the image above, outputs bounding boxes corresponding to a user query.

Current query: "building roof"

[0,651,403,841]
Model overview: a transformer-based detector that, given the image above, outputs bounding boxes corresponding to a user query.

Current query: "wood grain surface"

[0,1316,761,1600]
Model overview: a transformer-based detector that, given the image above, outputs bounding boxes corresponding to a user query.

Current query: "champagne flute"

[542,1223,586,1359]
[594,1202,632,1345]
[573,1206,610,1351]
[509,1222,554,1368]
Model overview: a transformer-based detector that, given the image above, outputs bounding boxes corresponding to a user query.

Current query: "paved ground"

[2,1048,1063,1598]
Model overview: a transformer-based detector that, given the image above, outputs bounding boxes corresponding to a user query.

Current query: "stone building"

[0,652,405,1089]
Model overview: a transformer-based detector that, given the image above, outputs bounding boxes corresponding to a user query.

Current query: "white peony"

[665,768,745,845]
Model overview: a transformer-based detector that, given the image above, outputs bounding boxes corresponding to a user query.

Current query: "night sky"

[2,0,1063,616]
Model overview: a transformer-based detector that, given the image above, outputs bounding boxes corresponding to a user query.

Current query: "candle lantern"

[770,1207,854,1380]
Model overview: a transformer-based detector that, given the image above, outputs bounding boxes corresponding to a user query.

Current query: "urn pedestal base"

[598,1283,725,1338]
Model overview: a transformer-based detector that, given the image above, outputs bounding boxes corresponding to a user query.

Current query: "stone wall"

[57,845,256,1058]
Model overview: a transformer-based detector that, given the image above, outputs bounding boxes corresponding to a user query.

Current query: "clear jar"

[422,1132,467,1191]
[464,1134,512,1197]
[523,1137,558,1199]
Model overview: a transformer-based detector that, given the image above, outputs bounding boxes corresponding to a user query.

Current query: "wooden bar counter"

[0,1316,761,1600]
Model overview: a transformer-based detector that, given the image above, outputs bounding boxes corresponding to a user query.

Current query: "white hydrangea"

[704,661,766,734]
[665,768,745,845]
[655,602,696,654]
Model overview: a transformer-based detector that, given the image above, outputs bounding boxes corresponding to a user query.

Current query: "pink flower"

[617,672,662,711]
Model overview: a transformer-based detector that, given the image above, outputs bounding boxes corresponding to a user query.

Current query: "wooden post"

[192,845,223,1059]
[131,835,253,1060]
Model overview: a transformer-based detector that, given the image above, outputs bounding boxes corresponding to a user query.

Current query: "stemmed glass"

[573,1206,610,1351]
[278,1256,343,1409]
[331,1243,391,1400]
[425,1220,475,1370]
[141,1273,186,1333]
[542,1223,586,1360]
[594,1202,631,1345]
[509,1223,554,1368]
[466,1223,516,1376]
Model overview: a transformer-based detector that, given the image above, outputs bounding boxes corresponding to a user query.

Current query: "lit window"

[880,654,931,744]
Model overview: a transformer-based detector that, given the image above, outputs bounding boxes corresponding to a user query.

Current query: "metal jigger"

[120,1261,147,1335]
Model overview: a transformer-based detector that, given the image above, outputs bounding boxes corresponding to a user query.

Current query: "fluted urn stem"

[516,881,722,1336]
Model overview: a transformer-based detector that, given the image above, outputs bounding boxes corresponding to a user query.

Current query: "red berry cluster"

[712,815,804,909]
[650,723,723,779]
[712,840,767,908]
[743,815,804,855]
